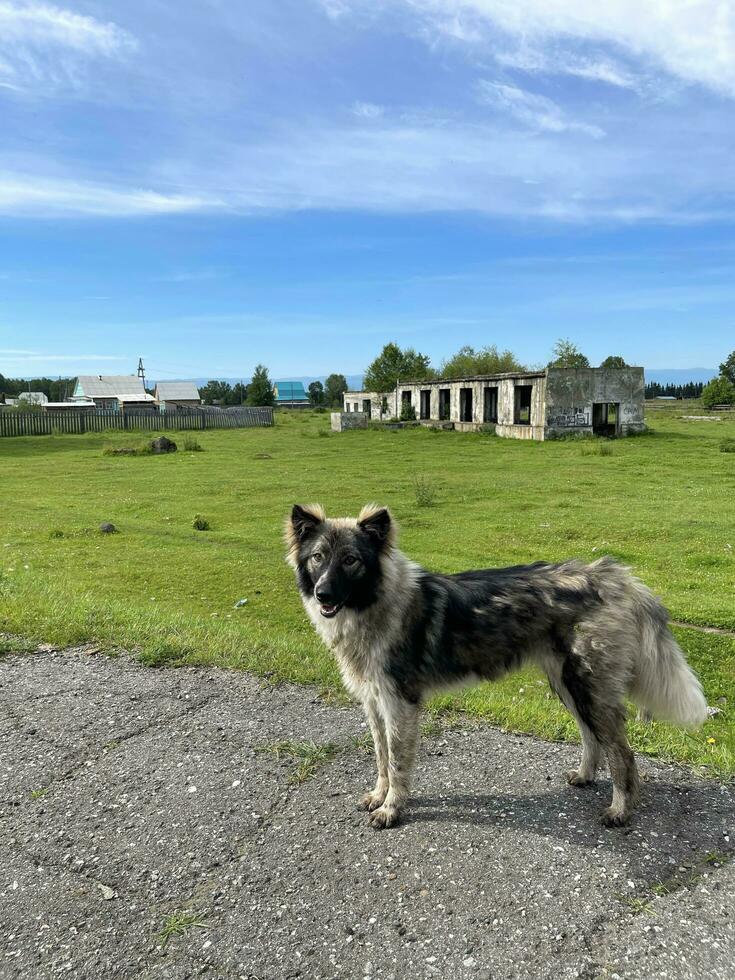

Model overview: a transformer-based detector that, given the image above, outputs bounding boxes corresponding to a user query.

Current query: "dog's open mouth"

[319,602,342,619]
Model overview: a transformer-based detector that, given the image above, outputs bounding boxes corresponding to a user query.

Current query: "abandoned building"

[342,367,645,440]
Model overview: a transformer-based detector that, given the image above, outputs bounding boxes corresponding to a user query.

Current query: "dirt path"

[1,646,733,979]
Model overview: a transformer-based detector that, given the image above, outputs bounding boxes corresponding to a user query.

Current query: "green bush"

[103,444,151,457]
[399,402,417,422]
[720,438,735,453]
[413,474,437,507]
[581,441,614,456]
[192,515,210,531]
[701,376,735,409]
[182,436,203,452]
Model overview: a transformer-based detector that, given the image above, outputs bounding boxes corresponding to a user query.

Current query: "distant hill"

[153,375,365,390]
[644,368,717,385]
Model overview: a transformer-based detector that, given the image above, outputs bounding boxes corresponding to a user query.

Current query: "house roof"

[274,381,309,402]
[18,391,48,404]
[154,381,201,401]
[75,375,147,398]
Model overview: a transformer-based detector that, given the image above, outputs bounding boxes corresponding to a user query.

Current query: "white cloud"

[405,0,735,97]
[316,0,354,20]
[476,80,604,138]
[0,173,217,217]
[495,48,639,90]
[352,100,385,118]
[0,2,135,94]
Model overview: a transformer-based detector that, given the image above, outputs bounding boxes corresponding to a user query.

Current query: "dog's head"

[285,503,395,618]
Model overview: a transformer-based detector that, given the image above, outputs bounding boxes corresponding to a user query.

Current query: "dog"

[285,503,707,830]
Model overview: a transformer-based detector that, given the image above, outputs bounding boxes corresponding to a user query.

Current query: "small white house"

[18,391,48,406]
[154,381,202,411]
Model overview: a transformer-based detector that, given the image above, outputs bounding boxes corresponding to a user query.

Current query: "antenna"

[137,357,146,388]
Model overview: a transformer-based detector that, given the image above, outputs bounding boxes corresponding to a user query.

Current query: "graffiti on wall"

[548,407,590,428]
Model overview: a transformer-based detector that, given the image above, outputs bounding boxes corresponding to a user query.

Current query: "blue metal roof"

[274,381,308,402]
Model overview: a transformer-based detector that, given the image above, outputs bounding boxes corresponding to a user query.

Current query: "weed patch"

[258,739,340,784]
[158,911,208,948]
[413,473,437,507]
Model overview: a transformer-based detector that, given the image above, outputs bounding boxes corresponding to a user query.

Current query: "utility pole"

[137,357,146,389]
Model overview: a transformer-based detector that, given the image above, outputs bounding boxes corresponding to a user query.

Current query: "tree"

[440,344,524,378]
[548,339,590,369]
[324,373,348,407]
[308,381,325,406]
[199,380,233,405]
[246,364,275,406]
[720,350,735,386]
[701,375,735,408]
[230,382,248,405]
[600,355,629,369]
[363,343,433,392]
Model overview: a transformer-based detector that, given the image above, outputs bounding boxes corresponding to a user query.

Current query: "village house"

[154,381,202,411]
[273,381,310,408]
[72,375,157,412]
[343,366,645,440]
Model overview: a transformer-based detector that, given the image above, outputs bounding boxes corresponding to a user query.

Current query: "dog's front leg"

[368,696,420,830]
[360,696,389,812]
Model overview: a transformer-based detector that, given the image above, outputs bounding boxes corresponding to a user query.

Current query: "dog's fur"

[286,503,708,829]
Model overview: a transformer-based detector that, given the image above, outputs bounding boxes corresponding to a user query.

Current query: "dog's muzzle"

[319,601,342,618]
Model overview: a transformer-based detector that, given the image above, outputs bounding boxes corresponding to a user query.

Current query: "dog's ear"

[285,504,325,565]
[290,504,325,541]
[357,504,394,549]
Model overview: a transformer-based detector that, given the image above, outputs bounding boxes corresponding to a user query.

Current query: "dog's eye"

[343,555,358,567]
[312,552,323,564]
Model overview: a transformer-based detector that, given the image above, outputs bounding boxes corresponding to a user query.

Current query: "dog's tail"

[625,575,708,729]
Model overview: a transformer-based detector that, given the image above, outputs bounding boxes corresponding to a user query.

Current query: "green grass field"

[1,406,733,774]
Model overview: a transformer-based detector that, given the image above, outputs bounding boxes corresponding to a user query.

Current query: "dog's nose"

[315,588,333,603]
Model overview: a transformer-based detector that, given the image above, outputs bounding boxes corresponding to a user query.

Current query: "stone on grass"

[99,522,118,534]
[150,436,177,454]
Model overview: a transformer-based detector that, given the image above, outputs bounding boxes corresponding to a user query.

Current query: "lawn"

[1,407,733,774]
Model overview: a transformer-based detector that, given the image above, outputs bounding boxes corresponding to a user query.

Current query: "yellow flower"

[707,737,716,744]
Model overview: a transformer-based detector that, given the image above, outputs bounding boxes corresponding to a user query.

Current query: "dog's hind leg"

[360,696,390,812]
[600,724,640,827]
[559,655,640,825]
[368,695,420,830]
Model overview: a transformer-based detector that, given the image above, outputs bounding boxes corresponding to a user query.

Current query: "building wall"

[397,375,546,433]
[331,411,368,431]
[343,369,644,440]
[343,391,396,419]
[544,367,645,437]
[160,399,201,411]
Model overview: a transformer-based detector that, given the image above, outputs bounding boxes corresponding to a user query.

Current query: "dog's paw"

[566,769,594,787]
[360,789,387,812]
[600,806,631,828]
[367,805,400,830]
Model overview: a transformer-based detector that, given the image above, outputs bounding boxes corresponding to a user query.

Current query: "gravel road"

[0,645,732,980]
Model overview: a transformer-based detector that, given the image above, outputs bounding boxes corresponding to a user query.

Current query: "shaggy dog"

[286,504,707,830]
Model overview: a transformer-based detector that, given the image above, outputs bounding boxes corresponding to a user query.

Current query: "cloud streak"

[0,1,136,94]
[0,173,217,217]
[330,1,735,97]
[476,80,604,138]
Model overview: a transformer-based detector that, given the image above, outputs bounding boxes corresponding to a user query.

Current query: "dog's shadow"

[404,779,733,877]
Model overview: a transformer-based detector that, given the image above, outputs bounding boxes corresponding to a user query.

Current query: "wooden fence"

[0,407,274,438]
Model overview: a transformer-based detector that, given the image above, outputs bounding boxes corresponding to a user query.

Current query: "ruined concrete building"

[342,367,645,440]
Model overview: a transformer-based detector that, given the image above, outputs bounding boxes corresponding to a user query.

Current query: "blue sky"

[1,0,734,380]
